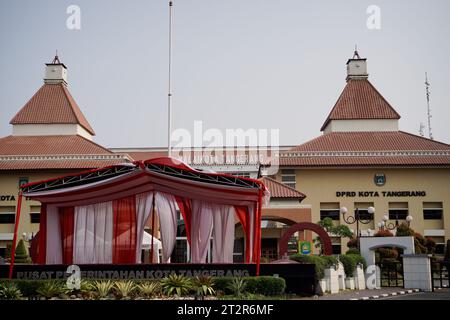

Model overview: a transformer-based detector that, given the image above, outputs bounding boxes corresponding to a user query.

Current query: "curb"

[352,288,421,300]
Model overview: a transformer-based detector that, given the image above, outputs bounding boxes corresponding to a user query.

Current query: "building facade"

[0,56,131,256]
[272,51,450,254]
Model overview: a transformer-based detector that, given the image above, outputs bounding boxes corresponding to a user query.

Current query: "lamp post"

[378,214,413,231]
[341,206,375,238]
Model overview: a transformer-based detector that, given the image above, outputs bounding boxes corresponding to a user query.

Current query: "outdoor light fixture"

[379,213,413,231]
[341,206,375,238]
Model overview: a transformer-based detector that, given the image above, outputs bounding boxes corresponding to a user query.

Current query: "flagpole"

[167,0,173,157]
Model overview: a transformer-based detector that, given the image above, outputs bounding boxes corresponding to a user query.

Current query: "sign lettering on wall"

[0,195,16,201]
[336,191,427,198]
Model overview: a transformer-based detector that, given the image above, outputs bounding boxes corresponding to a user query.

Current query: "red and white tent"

[9,157,269,278]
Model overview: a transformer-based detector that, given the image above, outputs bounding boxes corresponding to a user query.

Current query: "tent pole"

[9,191,23,279]
[150,194,155,264]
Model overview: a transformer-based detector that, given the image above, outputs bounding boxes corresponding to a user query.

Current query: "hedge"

[214,276,285,296]
[290,254,367,279]
[290,254,329,280]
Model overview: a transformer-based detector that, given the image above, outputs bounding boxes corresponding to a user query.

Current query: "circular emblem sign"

[374,173,386,186]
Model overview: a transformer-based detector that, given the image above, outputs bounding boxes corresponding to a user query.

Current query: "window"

[30,205,41,224]
[354,202,374,221]
[389,202,409,220]
[423,202,443,220]
[0,206,15,224]
[320,203,340,221]
[281,169,296,189]
[332,244,341,255]
[435,243,445,255]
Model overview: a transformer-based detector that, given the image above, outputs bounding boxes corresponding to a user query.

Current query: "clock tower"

[346,49,368,81]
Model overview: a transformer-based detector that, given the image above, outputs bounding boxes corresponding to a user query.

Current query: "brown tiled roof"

[0,159,126,170]
[10,84,95,135]
[279,156,450,167]
[288,131,450,152]
[0,135,113,155]
[261,177,306,200]
[321,79,401,131]
[126,151,168,161]
[281,131,450,167]
[0,135,130,170]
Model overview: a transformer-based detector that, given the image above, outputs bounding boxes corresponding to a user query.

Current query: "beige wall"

[0,170,81,249]
[277,167,450,252]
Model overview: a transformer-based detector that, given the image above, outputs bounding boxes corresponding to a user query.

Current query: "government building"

[1,51,449,261]
[271,51,450,254]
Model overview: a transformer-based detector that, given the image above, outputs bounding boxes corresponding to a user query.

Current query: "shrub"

[347,238,358,249]
[322,255,338,268]
[92,280,114,299]
[0,282,23,300]
[339,255,356,277]
[10,280,44,297]
[137,281,161,298]
[161,274,193,296]
[228,277,246,296]
[339,254,367,277]
[290,254,327,280]
[14,239,31,263]
[36,281,66,299]
[214,277,234,295]
[114,281,136,299]
[346,248,360,255]
[396,223,414,237]
[244,277,285,296]
[374,229,394,237]
[376,248,399,263]
[193,276,215,297]
[425,237,436,255]
[349,254,367,270]
[215,276,285,297]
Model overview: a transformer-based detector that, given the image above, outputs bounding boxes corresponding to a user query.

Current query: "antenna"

[167,0,174,156]
[425,72,433,140]
[419,123,425,137]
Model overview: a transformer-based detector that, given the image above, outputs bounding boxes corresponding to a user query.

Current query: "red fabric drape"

[234,205,251,263]
[37,204,47,264]
[59,207,74,264]
[253,190,263,275]
[175,196,192,244]
[113,196,137,263]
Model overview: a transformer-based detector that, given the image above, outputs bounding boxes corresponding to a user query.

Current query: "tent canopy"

[9,157,268,278]
[21,157,265,207]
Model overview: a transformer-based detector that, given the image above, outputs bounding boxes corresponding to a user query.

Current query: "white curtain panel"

[46,205,63,264]
[135,192,154,263]
[190,200,214,263]
[154,192,178,263]
[212,205,236,263]
[73,201,113,264]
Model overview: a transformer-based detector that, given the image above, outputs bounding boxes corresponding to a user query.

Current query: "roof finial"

[52,50,61,64]
[353,45,361,59]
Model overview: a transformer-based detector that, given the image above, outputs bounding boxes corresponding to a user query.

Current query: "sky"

[1,0,449,148]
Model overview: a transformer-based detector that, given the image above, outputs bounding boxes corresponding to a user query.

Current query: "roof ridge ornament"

[51,50,62,64]
[352,45,361,59]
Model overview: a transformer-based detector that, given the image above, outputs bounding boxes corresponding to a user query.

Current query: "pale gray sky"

[1,0,449,148]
